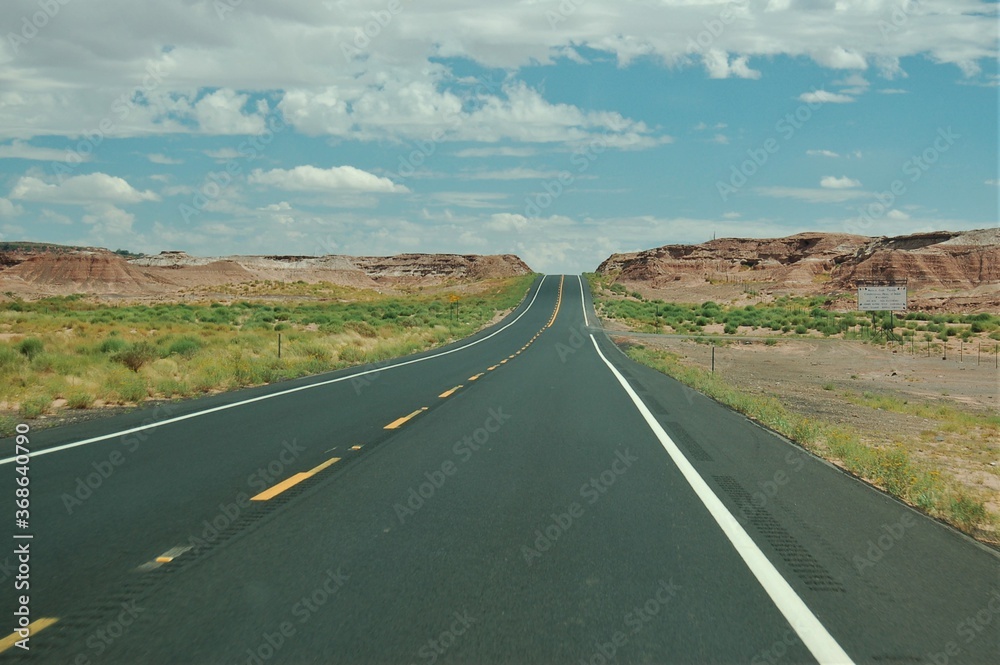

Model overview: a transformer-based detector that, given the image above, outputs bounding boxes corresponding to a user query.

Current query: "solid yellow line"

[0,618,58,654]
[469,373,484,381]
[250,457,341,502]
[251,473,311,501]
[439,385,462,398]
[308,457,341,474]
[547,276,564,327]
[384,407,428,430]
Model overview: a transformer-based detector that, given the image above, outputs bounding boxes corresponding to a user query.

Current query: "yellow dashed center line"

[251,456,342,501]
[308,457,342,474]
[0,618,57,654]
[350,445,363,451]
[384,407,428,430]
[488,365,498,371]
[252,472,312,501]
[469,373,484,381]
[439,385,463,398]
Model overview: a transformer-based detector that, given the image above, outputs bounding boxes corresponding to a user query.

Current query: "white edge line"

[588,334,854,664]
[0,275,548,465]
[577,274,589,327]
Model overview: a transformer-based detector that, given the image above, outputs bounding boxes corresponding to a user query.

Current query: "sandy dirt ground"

[605,323,1000,521]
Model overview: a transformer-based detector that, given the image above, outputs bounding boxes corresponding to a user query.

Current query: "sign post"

[856,280,907,342]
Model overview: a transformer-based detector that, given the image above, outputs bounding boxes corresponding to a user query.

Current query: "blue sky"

[0,1,996,273]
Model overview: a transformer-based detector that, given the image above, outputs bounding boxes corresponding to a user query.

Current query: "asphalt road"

[1,275,997,664]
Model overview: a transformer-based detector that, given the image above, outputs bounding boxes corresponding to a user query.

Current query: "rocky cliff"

[0,244,533,298]
[596,228,999,310]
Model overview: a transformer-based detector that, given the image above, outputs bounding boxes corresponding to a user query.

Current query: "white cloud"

[877,88,908,95]
[814,47,867,70]
[427,192,509,209]
[886,209,910,220]
[702,51,761,80]
[798,90,855,104]
[807,150,840,158]
[710,134,729,145]
[248,165,410,193]
[147,153,182,165]
[10,173,160,205]
[460,168,578,181]
[0,198,22,217]
[453,147,537,158]
[204,148,242,160]
[820,175,862,189]
[985,179,999,187]
[755,186,870,203]
[0,141,84,162]
[82,203,135,236]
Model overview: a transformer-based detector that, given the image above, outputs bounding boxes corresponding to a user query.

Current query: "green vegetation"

[623,344,996,538]
[0,275,536,432]
[583,273,1000,343]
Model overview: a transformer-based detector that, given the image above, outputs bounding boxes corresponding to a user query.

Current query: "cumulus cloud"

[9,173,160,205]
[820,175,862,189]
[0,141,84,162]
[755,186,870,203]
[248,165,410,193]
[798,90,855,104]
[702,51,761,80]
[147,153,182,165]
[886,209,910,220]
[0,198,23,217]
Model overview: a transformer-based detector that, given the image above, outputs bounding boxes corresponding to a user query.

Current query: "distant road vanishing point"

[1,275,997,664]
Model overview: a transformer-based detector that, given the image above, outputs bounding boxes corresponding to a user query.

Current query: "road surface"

[1,275,997,663]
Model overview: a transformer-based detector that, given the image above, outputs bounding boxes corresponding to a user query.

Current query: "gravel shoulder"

[607,325,1000,524]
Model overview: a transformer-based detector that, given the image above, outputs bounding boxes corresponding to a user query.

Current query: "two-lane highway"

[2,275,997,663]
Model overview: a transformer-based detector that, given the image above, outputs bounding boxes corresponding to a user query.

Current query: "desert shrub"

[167,336,203,358]
[66,391,94,409]
[20,394,51,418]
[99,337,128,354]
[344,320,377,338]
[0,345,22,373]
[104,371,148,403]
[17,337,44,360]
[113,342,157,372]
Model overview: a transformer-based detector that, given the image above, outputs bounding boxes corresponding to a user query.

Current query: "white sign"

[857,285,907,311]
